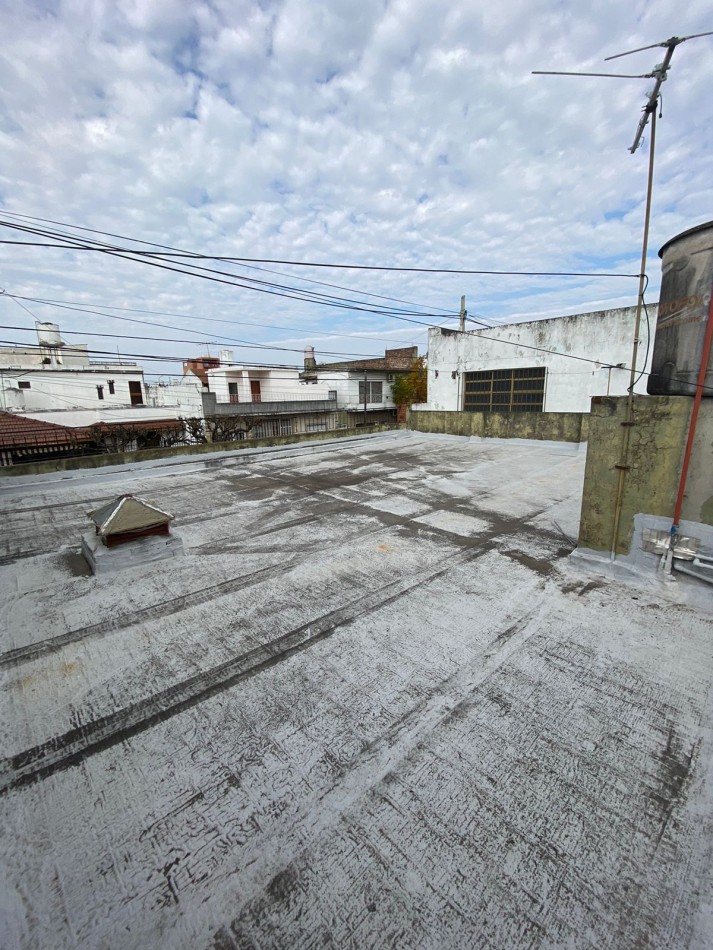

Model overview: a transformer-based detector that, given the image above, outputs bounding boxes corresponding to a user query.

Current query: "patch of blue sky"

[215,81,237,107]
[170,24,204,79]
[187,189,211,208]
[271,180,293,197]
[29,0,61,17]
[604,203,638,221]
[250,117,269,142]
[316,69,340,85]
[570,250,641,274]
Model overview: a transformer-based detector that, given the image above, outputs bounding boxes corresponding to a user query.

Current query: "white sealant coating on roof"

[1,431,712,949]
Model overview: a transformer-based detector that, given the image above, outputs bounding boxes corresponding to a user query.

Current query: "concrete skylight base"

[81,530,184,575]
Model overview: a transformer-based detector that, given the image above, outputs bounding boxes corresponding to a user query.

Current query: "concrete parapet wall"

[578,395,713,555]
[408,409,589,443]
[0,424,399,477]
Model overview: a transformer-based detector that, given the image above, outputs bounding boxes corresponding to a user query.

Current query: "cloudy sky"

[1,0,711,377]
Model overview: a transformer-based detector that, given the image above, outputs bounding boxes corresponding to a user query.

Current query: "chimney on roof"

[301,345,317,383]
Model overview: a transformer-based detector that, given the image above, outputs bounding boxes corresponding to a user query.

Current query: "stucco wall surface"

[409,409,589,443]
[425,306,656,413]
[578,395,713,555]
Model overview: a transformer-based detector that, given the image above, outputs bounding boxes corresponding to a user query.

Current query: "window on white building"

[97,385,104,400]
[18,381,31,389]
[358,380,383,404]
[328,390,337,401]
[228,382,239,404]
[464,367,546,413]
[108,380,115,395]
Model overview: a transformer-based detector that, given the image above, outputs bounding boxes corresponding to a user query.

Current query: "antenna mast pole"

[627,42,674,153]
[532,29,713,556]
[610,105,658,556]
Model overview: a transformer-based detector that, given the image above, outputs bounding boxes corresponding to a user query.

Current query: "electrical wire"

[9,293,422,348]
[0,210,642,278]
[3,236,641,279]
[630,276,652,390]
[0,220,452,324]
[0,210,458,314]
[0,338,421,383]
[3,334,712,395]
[0,294,398,360]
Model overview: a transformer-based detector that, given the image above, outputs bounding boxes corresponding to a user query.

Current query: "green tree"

[406,356,427,404]
[390,373,411,407]
[391,357,427,407]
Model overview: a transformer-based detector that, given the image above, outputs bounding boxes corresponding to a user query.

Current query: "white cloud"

[0,0,711,374]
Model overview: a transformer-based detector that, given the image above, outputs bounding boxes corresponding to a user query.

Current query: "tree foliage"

[180,414,265,444]
[391,357,427,406]
[390,374,411,407]
[87,422,186,454]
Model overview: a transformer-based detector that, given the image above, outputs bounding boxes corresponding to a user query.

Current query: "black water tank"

[648,220,713,396]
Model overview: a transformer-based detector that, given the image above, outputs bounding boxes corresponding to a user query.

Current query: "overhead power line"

[0,210,640,279]
[0,217,455,323]
[2,238,640,279]
[7,293,424,349]
[0,292,390,360]
[4,334,711,394]
[0,232,445,328]
[0,210,449,310]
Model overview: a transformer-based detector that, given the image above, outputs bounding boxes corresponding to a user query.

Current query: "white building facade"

[424,306,656,415]
[144,374,205,418]
[0,323,148,413]
[310,346,419,422]
[198,358,343,438]
[205,364,335,406]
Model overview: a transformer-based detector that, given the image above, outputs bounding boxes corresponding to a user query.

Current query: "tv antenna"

[533,32,713,152]
[532,31,712,557]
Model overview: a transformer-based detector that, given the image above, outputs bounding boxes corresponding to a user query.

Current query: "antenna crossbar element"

[603,31,713,152]
[605,31,713,61]
[532,70,655,79]
[533,31,712,153]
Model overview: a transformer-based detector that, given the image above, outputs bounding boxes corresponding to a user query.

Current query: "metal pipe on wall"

[670,279,713,542]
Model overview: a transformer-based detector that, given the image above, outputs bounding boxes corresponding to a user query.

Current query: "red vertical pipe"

[671,281,713,534]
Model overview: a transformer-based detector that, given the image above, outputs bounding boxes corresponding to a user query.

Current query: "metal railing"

[219,390,336,405]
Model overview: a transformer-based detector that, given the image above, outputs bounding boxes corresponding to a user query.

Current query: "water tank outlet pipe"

[670,277,713,549]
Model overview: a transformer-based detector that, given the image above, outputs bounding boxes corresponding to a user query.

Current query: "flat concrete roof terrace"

[1,431,711,948]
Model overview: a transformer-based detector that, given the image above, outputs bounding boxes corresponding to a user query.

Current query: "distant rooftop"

[317,345,419,372]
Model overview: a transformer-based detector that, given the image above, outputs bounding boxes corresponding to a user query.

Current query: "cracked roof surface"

[1,431,712,949]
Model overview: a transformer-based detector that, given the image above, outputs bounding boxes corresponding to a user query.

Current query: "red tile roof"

[0,413,182,449]
[0,412,92,448]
